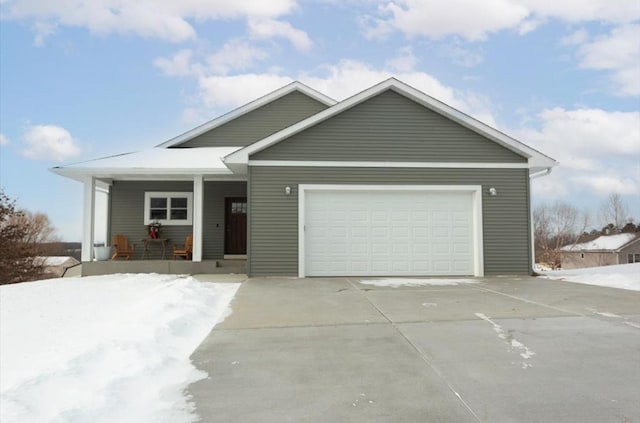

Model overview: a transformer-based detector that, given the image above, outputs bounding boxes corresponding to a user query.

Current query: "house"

[52,78,557,277]
[560,233,640,269]
[38,256,81,278]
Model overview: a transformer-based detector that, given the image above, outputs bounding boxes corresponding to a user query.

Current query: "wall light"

[488,187,497,196]
[284,186,291,195]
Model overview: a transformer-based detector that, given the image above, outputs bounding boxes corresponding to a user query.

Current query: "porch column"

[192,175,204,262]
[81,176,96,262]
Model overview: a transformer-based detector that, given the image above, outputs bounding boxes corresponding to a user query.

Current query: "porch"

[80,259,246,277]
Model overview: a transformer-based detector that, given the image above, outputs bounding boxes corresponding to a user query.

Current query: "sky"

[0,0,639,242]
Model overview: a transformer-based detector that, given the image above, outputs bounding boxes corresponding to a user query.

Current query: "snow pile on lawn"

[540,263,640,291]
[0,274,240,423]
[359,278,478,288]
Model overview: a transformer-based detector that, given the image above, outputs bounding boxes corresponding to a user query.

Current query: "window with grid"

[144,192,193,225]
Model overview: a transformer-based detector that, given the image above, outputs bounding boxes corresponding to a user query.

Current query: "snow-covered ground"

[359,278,478,288]
[539,263,640,291]
[0,274,240,423]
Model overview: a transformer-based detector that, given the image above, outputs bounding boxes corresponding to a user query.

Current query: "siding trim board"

[298,184,484,277]
[250,160,530,169]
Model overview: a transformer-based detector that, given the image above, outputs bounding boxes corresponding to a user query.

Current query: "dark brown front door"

[225,197,247,254]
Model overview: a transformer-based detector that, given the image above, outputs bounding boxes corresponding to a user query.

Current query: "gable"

[250,90,527,163]
[175,91,329,148]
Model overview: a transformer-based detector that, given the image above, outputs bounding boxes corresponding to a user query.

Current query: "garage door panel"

[304,189,475,276]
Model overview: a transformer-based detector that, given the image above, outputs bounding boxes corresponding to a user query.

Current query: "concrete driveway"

[188,276,640,422]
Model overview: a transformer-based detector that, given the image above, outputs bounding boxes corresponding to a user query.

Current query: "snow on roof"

[51,147,241,181]
[561,233,638,252]
[38,256,80,266]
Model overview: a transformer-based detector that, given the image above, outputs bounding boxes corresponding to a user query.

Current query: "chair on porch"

[173,235,193,260]
[111,234,136,260]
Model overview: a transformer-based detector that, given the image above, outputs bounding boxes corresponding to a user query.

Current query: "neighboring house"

[560,233,640,269]
[52,78,557,277]
[38,256,81,277]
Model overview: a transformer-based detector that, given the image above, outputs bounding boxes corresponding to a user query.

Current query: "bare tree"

[599,193,630,231]
[0,191,60,284]
[534,201,589,268]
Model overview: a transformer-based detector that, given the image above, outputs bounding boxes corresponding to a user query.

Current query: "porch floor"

[81,259,246,277]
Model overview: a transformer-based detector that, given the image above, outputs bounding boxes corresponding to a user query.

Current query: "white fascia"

[157,82,336,148]
[297,184,484,278]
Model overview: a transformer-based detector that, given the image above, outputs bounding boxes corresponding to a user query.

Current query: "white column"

[192,175,204,262]
[81,176,96,262]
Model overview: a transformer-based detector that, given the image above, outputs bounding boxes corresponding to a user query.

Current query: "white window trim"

[298,184,484,278]
[144,192,193,226]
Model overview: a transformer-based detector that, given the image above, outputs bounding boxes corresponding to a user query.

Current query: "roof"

[51,147,240,182]
[561,233,640,252]
[224,78,558,173]
[38,256,80,267]
[156,81,337,148]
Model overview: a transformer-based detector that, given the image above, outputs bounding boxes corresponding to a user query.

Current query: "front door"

[225,197,247,255]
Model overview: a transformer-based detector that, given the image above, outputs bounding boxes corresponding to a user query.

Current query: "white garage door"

[302,188,477,276]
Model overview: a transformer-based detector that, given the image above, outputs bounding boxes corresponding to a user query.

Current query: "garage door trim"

[298,184,484,277]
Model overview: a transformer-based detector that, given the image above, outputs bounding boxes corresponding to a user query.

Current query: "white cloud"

[364,0,640,41]
[197,73,294,109]
[168,58,496,128]
[521,107,640,200]
[520,0,640,24]
[153,49,198,77]
[574,24,640,97]
[206,40,269,75]
[4,0,298,43]
[247,18,313,51]
[21,125,81,161]
[442,41,484,67]
[368,0,530,41]
[0,133,9,146]
[385,46,418,72]
[560,28,588,46]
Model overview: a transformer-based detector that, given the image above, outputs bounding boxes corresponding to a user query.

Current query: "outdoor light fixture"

[285,186,291,195]
[488,187,497,196]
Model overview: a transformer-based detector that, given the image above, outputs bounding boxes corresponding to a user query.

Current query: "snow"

[359,278,478,287]
[38,256,79,266]
[53,147,241,178]
[475,313,535,369]
[539,263,640,291]
[0,273,240,423]
[560,233,637,251]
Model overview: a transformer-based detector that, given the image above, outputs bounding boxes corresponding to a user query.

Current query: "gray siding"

[248,166,531,276]
[109,181,246,259]
[175,91,329,148]
[252,90,527,163]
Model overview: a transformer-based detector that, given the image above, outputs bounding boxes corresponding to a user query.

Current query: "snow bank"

[0,274,240,423]
[359,278,478,288]
[540,263,640,291]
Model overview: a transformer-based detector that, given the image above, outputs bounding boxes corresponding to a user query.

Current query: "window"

[580,253,585,259]
[144,192,193,225]
[629,253,640,264]
[231,201,247,214]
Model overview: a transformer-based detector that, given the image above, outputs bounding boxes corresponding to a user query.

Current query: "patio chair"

[111,234,136,260]
[173,235,193,260]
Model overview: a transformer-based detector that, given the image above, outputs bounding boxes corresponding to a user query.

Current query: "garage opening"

[299,185,484,277]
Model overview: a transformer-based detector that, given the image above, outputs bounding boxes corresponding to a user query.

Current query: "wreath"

[148,221,162,239]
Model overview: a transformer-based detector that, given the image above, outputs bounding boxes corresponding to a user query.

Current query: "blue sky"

[1,0,638,242]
